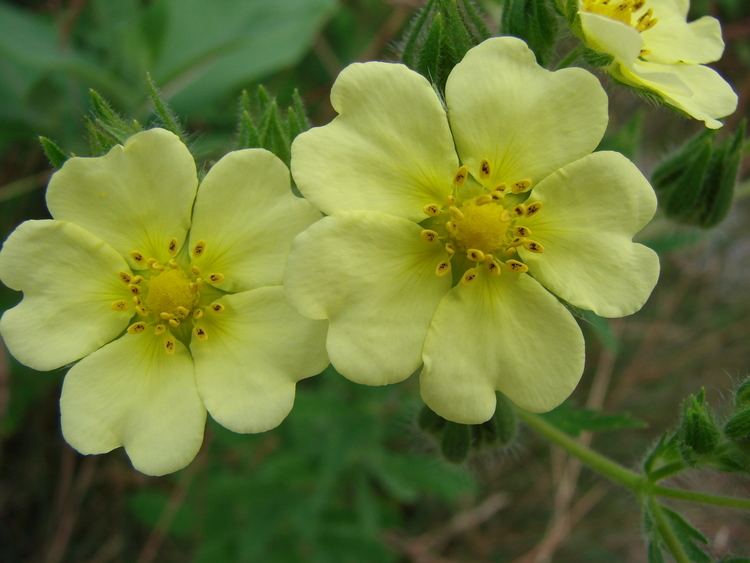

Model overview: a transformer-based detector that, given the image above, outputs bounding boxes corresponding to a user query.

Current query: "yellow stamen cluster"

[420,163,545,284]
[113,238,226,353]
[582,0,657,32]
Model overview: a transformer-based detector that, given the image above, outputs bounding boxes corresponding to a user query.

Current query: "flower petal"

[643,15,724,65]
[420,269,584,424]
[445,37,608,189]
[0,220,132,371]
[579,12,643,64]
[519,152,659,318]
[189,149,320,293]
[191,286,327,433]
[285,211,451,385]
[291,62,458,220]
[60,333,206,476]
[619,60,737,129]
[46,128,198,269]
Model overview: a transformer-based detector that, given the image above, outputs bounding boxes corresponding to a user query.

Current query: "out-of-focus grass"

[1,0,749,562]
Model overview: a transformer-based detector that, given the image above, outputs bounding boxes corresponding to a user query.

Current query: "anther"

[514,226,531,237]
[193,240,206,257]
[513,204,527,217]
[445,221,458,235]
[454,165,469,186]
[160,312,174,320]
[480,159,491,179]
[148,259,164,271]
[423,203,440,217]
[461,268,479,285]
[135,305,148,316]
[118,272,132,284]
[191,266,201,276]
[168,318,180,328]
[127,322,146,334]
[164,338,176,355]
[508,237,525,248]
[154,324,166,335]
[111,299,128,311]
[506,259,529,273]
[466,249,486,262]
[132,296,141,305]
[449,206,464,221]
[168,238,179,255]
[130,251,145,265]
[193,326,208,341]
[211,303,225,313]
[435,261,451,277]
[444,243,455,256]
[490,189,505,201]
[128,284,140,295]
[523,240,544,253]
[193,308,204,319]
[421,229,439,243]
[168,259,178,269]
[475,195,492,206]
[131,275,143,285]
[175,306,190,319]
[526,202,542,217]
[511,179,532,194]
[208,273,225,284]
[487,258,502,276]
[189,281,201,292]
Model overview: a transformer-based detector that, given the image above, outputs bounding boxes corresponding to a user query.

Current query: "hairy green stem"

[518,410,750,511]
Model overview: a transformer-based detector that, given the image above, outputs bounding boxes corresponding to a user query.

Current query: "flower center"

[582,0,657,32]
[145,268,197,318]
[421,165,545,285]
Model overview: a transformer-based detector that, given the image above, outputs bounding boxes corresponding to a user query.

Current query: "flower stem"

[517,410,750,511]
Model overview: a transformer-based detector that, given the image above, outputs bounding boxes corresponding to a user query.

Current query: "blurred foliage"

[1,0,750,561]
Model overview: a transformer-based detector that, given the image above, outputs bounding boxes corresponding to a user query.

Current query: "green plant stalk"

[518,410,750,511]
[648,498,690,563]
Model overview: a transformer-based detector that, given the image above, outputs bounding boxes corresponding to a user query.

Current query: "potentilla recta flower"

[578,0,737,128]
[0,129,327,475]
[285,37,660,424]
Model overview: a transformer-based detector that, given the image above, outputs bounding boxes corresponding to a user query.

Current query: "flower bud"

[735,377,750,410]
[725,407,750,443]
[680,389,720,455]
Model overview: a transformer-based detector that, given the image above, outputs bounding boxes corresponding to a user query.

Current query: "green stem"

[518,411,750,511]
[648,498,690,563]
[555,45,584,70]
[648,461,686,482]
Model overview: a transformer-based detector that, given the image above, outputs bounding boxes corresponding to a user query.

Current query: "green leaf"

[542,403,647,437]
[663,507,711,563]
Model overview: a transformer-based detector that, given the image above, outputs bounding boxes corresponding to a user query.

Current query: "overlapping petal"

[420,270,585,423]
[579,12,643,64]
[191,286,327,433]
[445,37,608,188]
[47,128,198,268]
[0,220,132,371]
[291,62,458,220]
[519,152,659,318]
[285,211,451,385]
[60,333,206,476]
[619,60,737,129]
[642,12,724,64]
[189,149,321,293]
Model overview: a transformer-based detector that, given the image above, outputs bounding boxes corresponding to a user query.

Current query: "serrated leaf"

[541,403,647,437]
[663,507,711,563]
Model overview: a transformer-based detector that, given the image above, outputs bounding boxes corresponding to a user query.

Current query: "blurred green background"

[1,0,749,561]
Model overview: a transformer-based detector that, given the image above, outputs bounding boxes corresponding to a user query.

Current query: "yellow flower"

[0,129,327,475]
[285,38,659,424]
[578,0,737,128]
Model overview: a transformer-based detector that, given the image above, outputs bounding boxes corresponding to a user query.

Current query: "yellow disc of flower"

[0,129,328,475]
[285,37,660,424]
[578,0,737,128]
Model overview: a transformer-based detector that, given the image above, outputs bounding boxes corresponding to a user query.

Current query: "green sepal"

[724,407,750,443]
[492,393,518,446]
[418,405,447,436]
[679,388,720,456]
[735,377,750,410]
[581,47,614,67]
[86,89,143,153]
[500,0,559,66]
[441,421,470,463]
[38,136,68,169]
[398,0,489,91]
[145,73,187,142]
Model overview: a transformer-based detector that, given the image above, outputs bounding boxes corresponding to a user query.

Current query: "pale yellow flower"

[285,38,660,424]
[579,0,737,128]
[0,129,327,475]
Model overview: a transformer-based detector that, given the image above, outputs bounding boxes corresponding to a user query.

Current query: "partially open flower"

[285,37,660,424]
[579,0,737,128]
[0,129,327,475]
